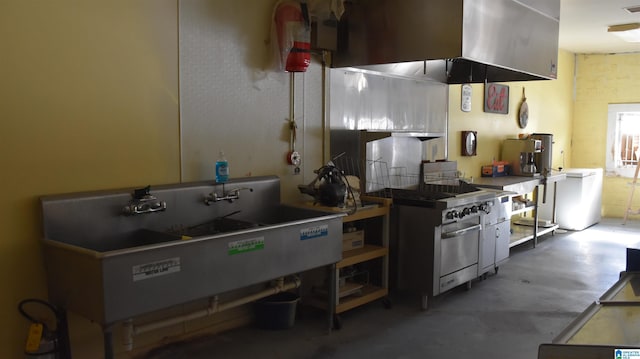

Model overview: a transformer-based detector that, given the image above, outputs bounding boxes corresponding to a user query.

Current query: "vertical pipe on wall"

[321,50,330,164]
[301,71,306,175]
[177,2,184,183]
[290,72,295,128]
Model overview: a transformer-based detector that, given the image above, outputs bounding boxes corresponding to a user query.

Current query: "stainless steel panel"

[441,223,481,238]
[396,204,481,299]
[439,264,478,293]
[480,194,511,274]
[41,177,345,325]
[495,219,511,265]
[495,194,513,224]
[462,0,558,80]
[42,177,282,251]
[98,218,343,324]
[328,68,448,133]
[330,130,441,193]
[440,219,480,276]
[550,273,640,349]
[479,218,510,275]
[332,0,559,83]
[480,223,497,274]
[474,176,541,196]
[515,0,560,20]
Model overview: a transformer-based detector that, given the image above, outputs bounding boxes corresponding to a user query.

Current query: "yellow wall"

[572,53,640,217]
[448,50,576,179]
[1,1,179,357]
[1,1,629,357]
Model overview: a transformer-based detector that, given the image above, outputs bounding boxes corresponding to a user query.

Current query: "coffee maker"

[530,133,554,175]
[501,138,543,176]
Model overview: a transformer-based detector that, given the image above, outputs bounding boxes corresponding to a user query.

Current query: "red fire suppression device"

[274,1,311,72]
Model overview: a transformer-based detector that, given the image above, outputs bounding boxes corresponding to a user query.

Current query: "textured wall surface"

[573,53,640,218]
[447,50,575,182]
[9,0,635,356]
[180,0,325,202]
[573,53,640,217]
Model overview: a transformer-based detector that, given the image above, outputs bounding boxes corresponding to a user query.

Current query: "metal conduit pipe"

[122,276,301,350]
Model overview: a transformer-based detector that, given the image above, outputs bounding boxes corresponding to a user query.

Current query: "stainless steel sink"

[69,216,261,252]
[75,229,182,253]
[41,176,344,326]
[171,216,260,238]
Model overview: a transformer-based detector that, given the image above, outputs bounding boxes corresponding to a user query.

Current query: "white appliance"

[541,168,603,230]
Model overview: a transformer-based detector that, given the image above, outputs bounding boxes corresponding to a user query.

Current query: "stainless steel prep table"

[539,265,640,358]
[474,172,566,247]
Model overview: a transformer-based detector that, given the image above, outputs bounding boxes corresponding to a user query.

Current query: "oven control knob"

[479,203,491,213]
[446,211,455,220]
[462,207,471,216]
[471,205,478,213]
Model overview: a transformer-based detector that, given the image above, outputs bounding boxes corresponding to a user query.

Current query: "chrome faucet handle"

[226,187,253,196]
[123,186,167,215]
[124,199,167,215]
[204,192,221,206]
[204,187,253,205]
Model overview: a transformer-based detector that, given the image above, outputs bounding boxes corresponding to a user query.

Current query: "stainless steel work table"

[539,270,640,358]
[474,172,566,247]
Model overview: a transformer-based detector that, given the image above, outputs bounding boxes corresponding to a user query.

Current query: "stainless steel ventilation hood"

[332,0,560,84]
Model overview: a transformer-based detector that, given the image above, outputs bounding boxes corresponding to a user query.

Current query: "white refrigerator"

[540,168,603,230]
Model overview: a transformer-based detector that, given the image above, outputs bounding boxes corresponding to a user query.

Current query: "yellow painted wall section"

[448,50,575,180]
[573,53,640,218]
[6,1,632,356]
[0,1,179,357]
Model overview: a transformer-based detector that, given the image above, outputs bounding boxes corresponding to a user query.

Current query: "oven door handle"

[441,224,482,239]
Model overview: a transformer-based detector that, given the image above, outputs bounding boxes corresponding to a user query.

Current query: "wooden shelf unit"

[337,245,388,269]
[304,196,391,320]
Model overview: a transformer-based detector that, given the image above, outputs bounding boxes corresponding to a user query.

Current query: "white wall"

[179,0,326,202]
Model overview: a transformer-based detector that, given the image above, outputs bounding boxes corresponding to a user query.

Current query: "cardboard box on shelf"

[342,230,364,252]
[481,161,511,177]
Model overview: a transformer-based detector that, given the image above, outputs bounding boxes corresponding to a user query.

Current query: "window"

[606,104,640,177]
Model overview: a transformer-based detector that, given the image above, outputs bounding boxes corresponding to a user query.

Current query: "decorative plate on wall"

[518,87,529,129]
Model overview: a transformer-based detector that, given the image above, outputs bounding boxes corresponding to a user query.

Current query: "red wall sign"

[484,83,509,114]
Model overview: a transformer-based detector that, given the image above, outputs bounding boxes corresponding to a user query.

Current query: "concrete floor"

[141,218,640,359]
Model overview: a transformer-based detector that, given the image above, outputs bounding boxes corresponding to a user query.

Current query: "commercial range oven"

[392,162,496,310]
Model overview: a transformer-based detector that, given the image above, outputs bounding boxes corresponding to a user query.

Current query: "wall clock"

[461,131,477,156]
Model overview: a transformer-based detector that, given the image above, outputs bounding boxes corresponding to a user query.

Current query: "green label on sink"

[228,237,264,255]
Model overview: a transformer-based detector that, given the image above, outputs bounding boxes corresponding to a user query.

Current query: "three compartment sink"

[75,216,260,253]
[41,176,344,326]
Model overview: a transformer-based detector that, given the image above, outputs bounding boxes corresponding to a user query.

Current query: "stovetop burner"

[419,180,479,195]
[388,188,454,208]
[384,179,494,209]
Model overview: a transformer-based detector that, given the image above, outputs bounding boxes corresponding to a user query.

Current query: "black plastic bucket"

[254,292,300,330]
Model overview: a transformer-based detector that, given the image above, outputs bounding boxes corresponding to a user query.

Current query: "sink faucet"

[204,186,253,205]
[123,186,167,215]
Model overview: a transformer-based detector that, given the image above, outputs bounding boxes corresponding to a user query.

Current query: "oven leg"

[421,294,428,311]
[103,325,114,359]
